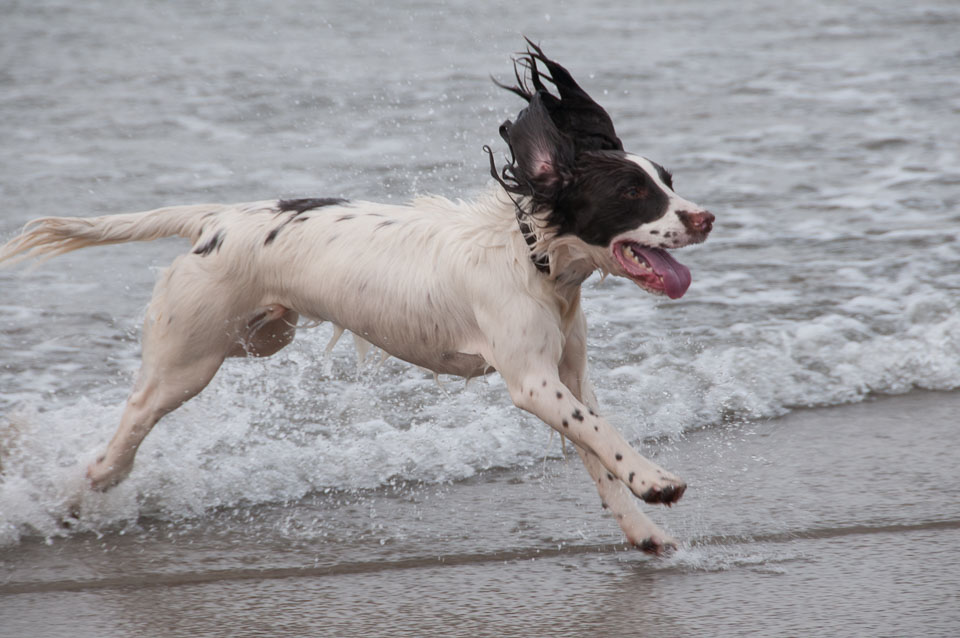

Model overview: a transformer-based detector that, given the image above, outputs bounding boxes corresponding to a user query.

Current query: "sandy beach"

[2,390,958,637]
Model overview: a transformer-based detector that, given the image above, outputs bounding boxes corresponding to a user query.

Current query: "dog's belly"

[429,350,492,377]
[285,299,492,378]
[363,336,491,378]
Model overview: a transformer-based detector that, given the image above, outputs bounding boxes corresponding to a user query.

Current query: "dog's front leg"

[480,304,685,504]
[503,368,686,506]
[573,444,678,553]
[558,308,679,553]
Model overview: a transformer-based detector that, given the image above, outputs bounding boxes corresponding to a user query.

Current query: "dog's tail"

[0,204,231,267]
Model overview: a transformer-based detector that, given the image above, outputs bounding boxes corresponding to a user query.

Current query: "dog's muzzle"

[677,210,715,240]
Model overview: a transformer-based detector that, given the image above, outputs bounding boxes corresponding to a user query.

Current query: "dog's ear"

[498,91,575,200]
[495,39,623,154]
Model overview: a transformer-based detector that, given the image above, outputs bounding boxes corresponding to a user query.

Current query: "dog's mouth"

[613,242,691,299]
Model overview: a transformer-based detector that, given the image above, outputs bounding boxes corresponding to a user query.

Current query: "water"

[1,1,959,633]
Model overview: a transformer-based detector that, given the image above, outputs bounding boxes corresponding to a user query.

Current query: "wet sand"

[2,390,959,637]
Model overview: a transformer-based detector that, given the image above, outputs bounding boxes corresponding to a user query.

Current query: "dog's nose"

[678,210,715,234]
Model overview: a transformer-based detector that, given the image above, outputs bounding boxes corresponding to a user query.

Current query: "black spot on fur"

[615,453,623,461]
[277,198,348,214]
[606,472,614,481]
[556,391,563,399]
[337,214,355,222]
[376,220,398,230]
[562,419,569,428]
[629,472,635,483]
[193,230,224,256]
[263,199,347,246]
[571,409,584,422]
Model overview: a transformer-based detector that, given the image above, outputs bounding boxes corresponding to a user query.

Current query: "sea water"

[1,0,958,545]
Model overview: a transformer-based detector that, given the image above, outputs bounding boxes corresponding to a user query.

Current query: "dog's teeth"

[626,247,650,270]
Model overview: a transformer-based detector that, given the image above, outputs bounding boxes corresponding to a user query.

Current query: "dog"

[0,41,713,554]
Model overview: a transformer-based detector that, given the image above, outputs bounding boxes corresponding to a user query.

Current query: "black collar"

[483,145,550,275]
[516,216,550,274]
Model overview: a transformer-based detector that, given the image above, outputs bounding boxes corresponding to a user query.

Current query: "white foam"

[3,282,958,546]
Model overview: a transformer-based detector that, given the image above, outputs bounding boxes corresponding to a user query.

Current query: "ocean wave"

[2,284,958,546]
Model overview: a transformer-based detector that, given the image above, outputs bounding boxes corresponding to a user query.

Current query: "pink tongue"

[634,246,692,299]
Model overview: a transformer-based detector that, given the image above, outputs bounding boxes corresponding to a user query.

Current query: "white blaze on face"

[620,154,702,249]
[601,154,711,299]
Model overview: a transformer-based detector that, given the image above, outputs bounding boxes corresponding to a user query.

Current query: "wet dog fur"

[0,41,713,553]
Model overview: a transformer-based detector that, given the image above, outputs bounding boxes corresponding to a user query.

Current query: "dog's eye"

[622,186,647,200]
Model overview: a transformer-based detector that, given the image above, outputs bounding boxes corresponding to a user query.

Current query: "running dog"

[0,41,713,553]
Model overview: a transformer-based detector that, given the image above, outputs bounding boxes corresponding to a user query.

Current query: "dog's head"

[493,41,713,299]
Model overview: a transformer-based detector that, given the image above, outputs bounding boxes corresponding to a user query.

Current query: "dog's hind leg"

[85,256,257,491]
[86,351,225,491]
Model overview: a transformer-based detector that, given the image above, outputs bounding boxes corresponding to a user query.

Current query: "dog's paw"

[640,480,687,506]
[632,532,679,556]
[58,510,81,529]
[52,464,92,527]
[620,453,687,505]
[85,455,132,492]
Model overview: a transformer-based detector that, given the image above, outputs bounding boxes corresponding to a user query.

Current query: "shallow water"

[2,392,959,636]
[1,0,959,633]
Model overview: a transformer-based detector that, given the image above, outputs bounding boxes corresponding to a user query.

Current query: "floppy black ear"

[495,38,623,154]
[498,92,575,200]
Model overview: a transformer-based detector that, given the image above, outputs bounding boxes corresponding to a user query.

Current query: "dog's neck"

[515,203,608,291]
[516,215,551,274]
[452,188,603,302]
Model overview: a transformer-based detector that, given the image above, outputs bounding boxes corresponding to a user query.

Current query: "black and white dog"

[0,42,713,553]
